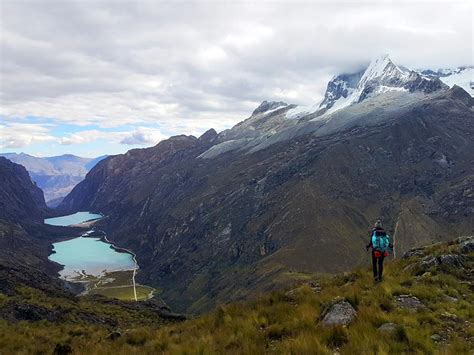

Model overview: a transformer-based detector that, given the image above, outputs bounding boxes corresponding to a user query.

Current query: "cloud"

[119,127,167,145]
[59,130,105,145]
[0,123,56,148]
[0,0,472,155]
[59,127,168,147]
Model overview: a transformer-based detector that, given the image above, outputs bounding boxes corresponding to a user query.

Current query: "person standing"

[366,220,392,282]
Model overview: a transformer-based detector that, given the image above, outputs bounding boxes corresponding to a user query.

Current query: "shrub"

[266,324,289,340]
[325,326,348,348]
[395,325,409,343]
[125,329,149,346]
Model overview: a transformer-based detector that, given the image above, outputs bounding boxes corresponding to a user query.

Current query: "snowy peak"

[360,54,400,83]
[319,70,364,110]
[317,55,447,116]
[420,66,473,97]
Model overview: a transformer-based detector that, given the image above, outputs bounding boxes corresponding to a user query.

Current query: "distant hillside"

[0,157,47,224]
[0,153,107,205]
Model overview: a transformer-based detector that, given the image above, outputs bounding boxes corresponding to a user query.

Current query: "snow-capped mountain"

[420,67,473,96]
[315,55,446,116]
[286,54,447,119]
[318,70,364,110]
[199,54,469,159]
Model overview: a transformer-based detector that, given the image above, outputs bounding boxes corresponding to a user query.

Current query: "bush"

[266,324,289,340]
[395,325,409,343]
[325,326,348,348]
[125,329,149,346]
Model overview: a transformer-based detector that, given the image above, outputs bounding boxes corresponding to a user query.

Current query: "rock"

[321,301,357,326]
[438,254,464,268]
[441,312,459,322]
[395,295,426,311]
[377,323,397,333]
[156,310,187,321]
[308,281,321,293]
[443,295,459,303]
[420,256,438,270]
[106,331,122,341]
[460,241,474,254]
[402,247,426,259]
[456,236,474,244]
[430,334,441,342]
[457,236,474,254]
[405,254,464,274]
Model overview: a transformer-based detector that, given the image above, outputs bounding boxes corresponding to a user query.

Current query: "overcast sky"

[1,0,472,157]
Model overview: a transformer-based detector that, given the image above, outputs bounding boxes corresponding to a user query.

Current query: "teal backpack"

[371,232,390,252]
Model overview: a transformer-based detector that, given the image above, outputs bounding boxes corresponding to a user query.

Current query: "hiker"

[366,220,392,282]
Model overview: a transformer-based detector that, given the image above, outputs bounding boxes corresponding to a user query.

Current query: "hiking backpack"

[371,231,390,253]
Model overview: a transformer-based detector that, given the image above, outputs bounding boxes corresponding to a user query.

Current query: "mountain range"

[59,55,474,313]
[0,153,106,206]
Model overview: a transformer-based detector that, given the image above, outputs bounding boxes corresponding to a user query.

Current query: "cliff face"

[0,157,48,224]
[60,87,474,312]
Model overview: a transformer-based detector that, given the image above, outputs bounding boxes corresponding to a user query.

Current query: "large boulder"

[321,301,357,326]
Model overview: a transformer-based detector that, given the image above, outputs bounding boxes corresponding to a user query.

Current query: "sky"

[0,0,472,157]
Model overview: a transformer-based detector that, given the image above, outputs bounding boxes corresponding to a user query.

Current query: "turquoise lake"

[44,212,102,226]
[46,212,136,281]
[49,236,136,281]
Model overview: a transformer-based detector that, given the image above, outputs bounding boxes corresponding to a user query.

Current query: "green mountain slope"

[1,236,472,354]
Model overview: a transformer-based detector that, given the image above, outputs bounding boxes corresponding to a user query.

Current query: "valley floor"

[0,237,472,354]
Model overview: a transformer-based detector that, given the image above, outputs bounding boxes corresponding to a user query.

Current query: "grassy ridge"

[0,239,472,354]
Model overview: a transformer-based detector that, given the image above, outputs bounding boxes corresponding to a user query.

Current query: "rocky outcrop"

[458,236,474,254]
[404,253,466,275]
[320,301,357,326]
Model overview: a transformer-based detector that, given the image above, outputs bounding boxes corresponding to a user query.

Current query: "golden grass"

[1,241,472,354]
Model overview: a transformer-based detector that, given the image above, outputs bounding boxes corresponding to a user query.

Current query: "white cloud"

[59,130,105,145]
[0,0,472,155]
[120,127,167,145]
[59,127,168,147]
[0,123,56,148]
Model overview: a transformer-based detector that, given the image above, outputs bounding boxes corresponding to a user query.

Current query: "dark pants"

[372,252,385,280]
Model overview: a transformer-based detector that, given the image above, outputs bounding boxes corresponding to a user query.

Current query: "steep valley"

[60,84,474,313]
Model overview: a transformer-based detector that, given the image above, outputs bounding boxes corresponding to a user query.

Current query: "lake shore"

[45,212,153,302]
